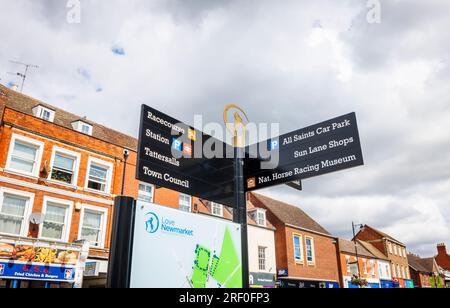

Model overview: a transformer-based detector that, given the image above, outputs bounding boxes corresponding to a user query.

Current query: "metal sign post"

[224,104,250,289]
[106,196,136,288]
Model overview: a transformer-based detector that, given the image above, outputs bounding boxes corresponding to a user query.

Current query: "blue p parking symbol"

[172,138,182,151]
[270,140,279,151]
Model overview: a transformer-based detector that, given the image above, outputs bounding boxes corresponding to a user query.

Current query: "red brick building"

[0,84,139,288]
[338,239,382,288]
[249,193,340,288]
[435,243,450,270]
[407,254,444,288]
[355,225,413,288]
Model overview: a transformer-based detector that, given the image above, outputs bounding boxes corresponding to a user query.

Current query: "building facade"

[358,240,393,288]
[408,254,445,288]
[0,84,139,288]
[249,193,340,288]
[338,239,382,288]
[355,225,413,288]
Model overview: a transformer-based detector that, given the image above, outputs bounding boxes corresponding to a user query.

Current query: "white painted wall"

[377,260,392,280]
[247,225,277,274]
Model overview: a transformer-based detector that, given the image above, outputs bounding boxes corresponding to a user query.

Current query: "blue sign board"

[277,269,288,277]
[380,279,394,288]
[0,262,76,282]
[404,279,414,288]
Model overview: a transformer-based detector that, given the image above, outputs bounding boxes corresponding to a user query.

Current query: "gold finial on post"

[223,104,249,148]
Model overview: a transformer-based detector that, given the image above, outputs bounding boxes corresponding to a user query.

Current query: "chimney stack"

[437,243,447,256]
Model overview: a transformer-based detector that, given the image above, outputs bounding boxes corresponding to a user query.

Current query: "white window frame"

[72,121,93,136]
[346,256,351,273]
[32,105,55,122]
[397,264,401,278]
[77,204,108,249]
[305,236,315,265]
[388,242,392,254]
[385,263,391,278]
[258,246,267,271]
[211,203,223,217]
[5,133,44,178]
[393,245,398,256]
[38,196,73,243]
[402,248,407,258]
[179,194,192,212]
[0,187,34,237]
[85,157,114,195]
[255,209,266,227]
[362,258,368,274]
[370,260,376,276]
[138,182,154,203]
[293,233,304,263]
[47,147,81,187]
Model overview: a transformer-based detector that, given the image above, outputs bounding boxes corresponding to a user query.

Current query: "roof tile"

[0,84,137,150]
[251,193,330,235]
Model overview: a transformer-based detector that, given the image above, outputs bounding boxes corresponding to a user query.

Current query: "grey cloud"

[0,0,449,257]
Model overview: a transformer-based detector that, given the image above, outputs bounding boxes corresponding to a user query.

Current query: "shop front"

[343,276,381,288]
[279,278,339,289]
[0,236,88,289]
[249,272,276,288]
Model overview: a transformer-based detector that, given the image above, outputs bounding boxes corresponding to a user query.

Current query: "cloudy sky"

[1,0,449,256]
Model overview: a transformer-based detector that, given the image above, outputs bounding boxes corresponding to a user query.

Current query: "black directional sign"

[244,112,364,191]
[137,104,236,207]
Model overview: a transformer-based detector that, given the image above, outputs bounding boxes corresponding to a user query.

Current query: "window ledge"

[0,231,26,238]
[83,188,112,197]
[46,179,78,190]
[38,237,69,244]
[4,169,39,181]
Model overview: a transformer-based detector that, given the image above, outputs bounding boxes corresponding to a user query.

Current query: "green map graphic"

[190,227,242,288]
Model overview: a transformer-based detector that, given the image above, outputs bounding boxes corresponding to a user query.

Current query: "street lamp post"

[352,222,364,279]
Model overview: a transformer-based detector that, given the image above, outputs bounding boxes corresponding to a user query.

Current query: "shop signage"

[137,105,236,207]
[0,242,80,265]
[0,262,76,282]
[129,201,242,288]
[277,269,288,277]
[244,112,364,191]
[279,279,339,289]
[249,272,276,288]
[380,279,394,289]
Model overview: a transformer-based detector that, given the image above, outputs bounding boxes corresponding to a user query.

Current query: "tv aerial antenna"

[7,60,39,92]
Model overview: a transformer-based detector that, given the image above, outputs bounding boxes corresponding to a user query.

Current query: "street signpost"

[107,106,364,289]
[137,104,236,207]
[244,112,364,191]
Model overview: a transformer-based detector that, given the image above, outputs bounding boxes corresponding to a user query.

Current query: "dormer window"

[72,121,93,136]
[250,208,266,227]
[211,203,223,217]
[32,105,55,122]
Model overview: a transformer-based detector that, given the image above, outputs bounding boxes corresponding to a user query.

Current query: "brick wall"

[284,226,340,282]
[356,227,409,279]
[355,227,387,255]
[0,107,139,259]
[435,244,450,270]
[339,253,379,280]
